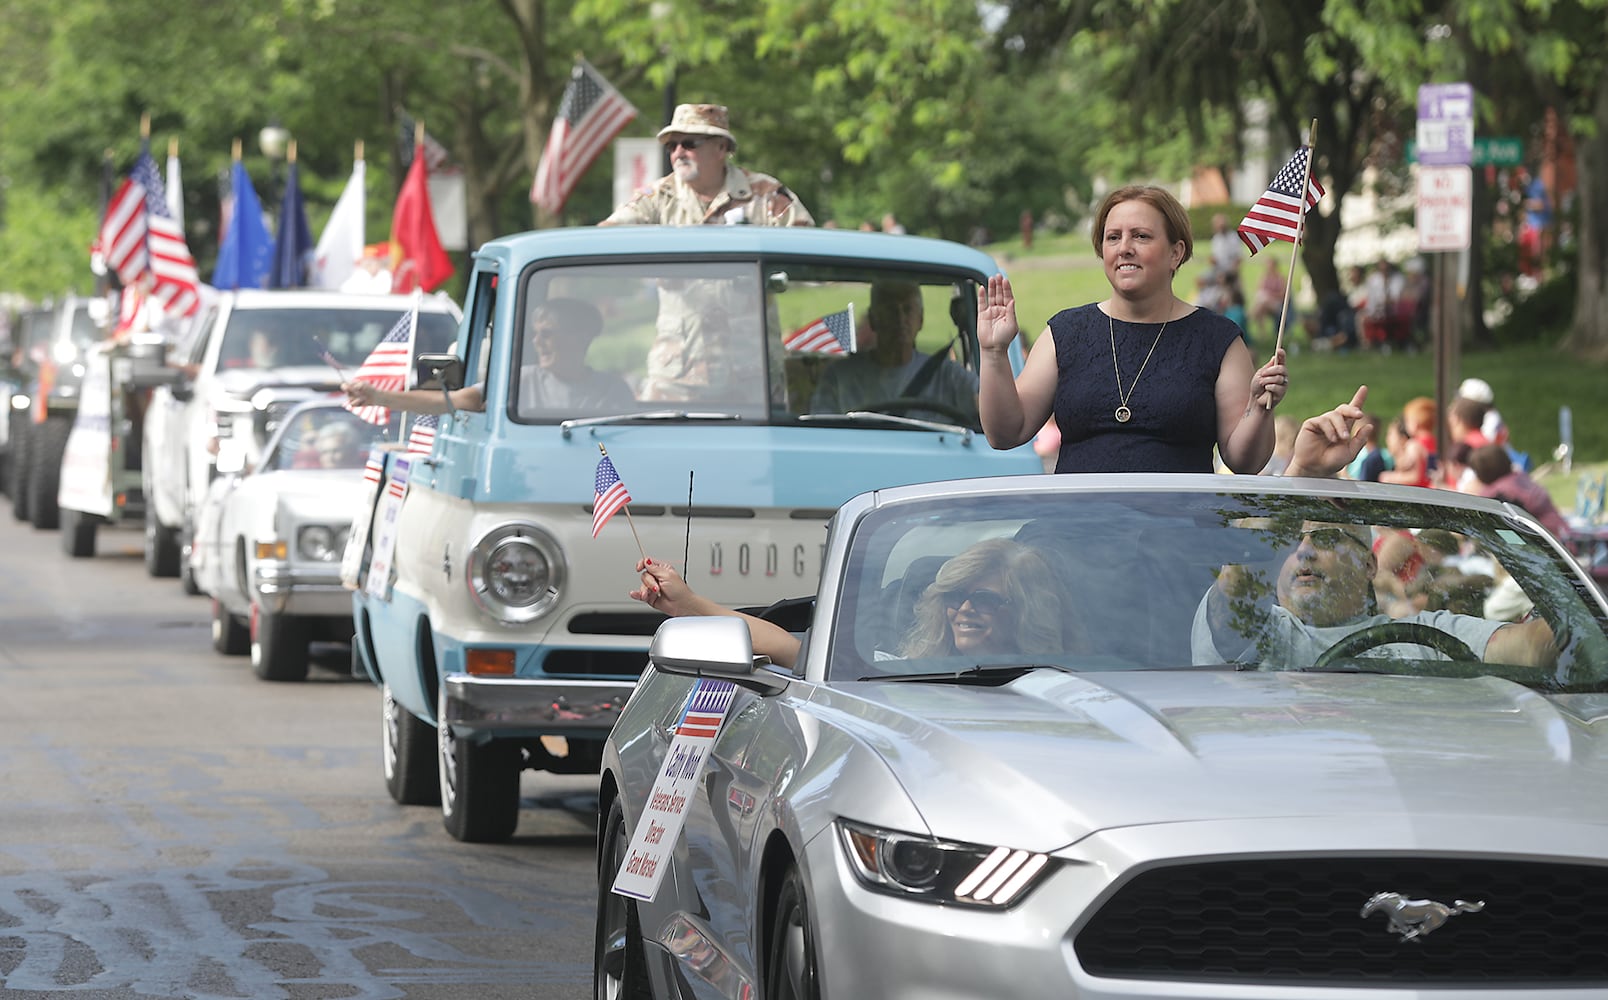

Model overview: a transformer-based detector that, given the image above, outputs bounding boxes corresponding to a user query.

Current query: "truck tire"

[383,685,441,806]
[179,531,203,596]
[144,504,181,577]
[211,598,248,655]
[9,415,31,522]
[438,689,521,842]
[252,605,310,681]
[27,414,71,530]
[60,508,98,558]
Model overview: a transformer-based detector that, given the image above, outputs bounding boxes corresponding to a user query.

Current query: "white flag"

[312,158,366,290]
[166,150,184,228]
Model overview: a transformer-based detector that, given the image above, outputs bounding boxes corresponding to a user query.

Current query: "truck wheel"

[383,685,441,806]
[252,605,310,682]
[179,533,203,596]
[27,415,70,530]
[60,508,98,558]
[438,689,521,842]
[8,414,30,521]
[144,504,181,577]
[211,598,248,655]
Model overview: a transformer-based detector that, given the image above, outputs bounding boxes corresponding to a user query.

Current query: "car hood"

[818,670,1608,850]
[255,468,370,519]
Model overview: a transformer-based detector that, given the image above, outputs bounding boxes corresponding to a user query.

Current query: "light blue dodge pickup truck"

[350,225,1040,842]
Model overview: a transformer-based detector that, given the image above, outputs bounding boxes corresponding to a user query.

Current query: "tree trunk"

[1563,69,1608,359]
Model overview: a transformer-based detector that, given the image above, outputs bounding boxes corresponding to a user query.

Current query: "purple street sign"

[1417,82,1475,166]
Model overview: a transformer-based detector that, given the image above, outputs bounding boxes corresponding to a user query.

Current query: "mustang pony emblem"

[1360,891,1485,941]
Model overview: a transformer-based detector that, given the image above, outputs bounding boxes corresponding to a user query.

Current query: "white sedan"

[192,397,386,681]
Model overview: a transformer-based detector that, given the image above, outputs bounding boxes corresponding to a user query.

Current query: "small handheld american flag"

[1237,145,1325,255]
[783,304,856,354]
[592,454,633,539]
[343,297,419,425]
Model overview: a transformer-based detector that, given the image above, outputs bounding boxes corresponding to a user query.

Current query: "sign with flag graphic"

[340,447,389,590]
[783,304,855,354]
[344,300,418,425]
[592,455,632,538]
[406,413,438,455]
[1237,146,1325,254]
[531,58,639,213]
[98,143,202,317]
[366,455,412,600]
[612,678,737,902]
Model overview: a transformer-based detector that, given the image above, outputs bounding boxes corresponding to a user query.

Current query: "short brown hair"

[1091,186,1194,267]
[1468,443,1514,485]
[1448,396,1488,433]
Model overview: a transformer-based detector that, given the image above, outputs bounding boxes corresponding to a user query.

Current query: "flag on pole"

[406,413,438,455]
[390,143,454,293]
[213,159,273,290]
[270,158,315,288]
[1237,146,1325,254]
[313,158,366,290]
[783,305,855,354]
[97,142,202,317]
[531,58,639,213]
[592,455,632,538]
[343,297,419,425]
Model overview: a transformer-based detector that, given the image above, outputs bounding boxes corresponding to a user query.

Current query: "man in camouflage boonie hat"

[600,103,813,228]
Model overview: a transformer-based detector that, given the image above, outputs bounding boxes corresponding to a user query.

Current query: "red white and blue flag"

[344,299,418,425]
[783,304,855,354]
[531,58,639,213]
[362,449,384,485]
[406,413,438,455]
[592,455,632,538]
[676,679,736,738]
[1237,146,1326,254]
[99,143,202,317]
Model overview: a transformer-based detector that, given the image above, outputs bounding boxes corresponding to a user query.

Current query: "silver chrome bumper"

[443,674,638,737]
[253,566,352,616]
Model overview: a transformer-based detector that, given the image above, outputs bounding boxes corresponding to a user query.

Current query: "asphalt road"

[0,513,602,999]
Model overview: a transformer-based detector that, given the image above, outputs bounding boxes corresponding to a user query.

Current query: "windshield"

[216,307,458,374]
[828,490,1608,691]
[264,406,387,471]
[514,259,984,426]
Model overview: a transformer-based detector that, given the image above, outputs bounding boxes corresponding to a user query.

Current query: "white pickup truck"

[141,289,460,591]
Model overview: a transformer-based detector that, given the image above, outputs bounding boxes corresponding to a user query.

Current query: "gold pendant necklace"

[1109,310,1169,423]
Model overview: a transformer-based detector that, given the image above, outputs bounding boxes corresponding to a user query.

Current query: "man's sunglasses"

[666,138,709,152]
[1299,527,1370,553]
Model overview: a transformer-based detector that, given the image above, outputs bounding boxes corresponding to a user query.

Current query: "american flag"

[362,449,384,485]
[675,680,736,738]
[592,455,633,539]
[783,305,855,354]
[1237,146,1326,254]
[406,413,438,455]
[531,58,639,213]
[343,303,417,425]
[98,144,202,317]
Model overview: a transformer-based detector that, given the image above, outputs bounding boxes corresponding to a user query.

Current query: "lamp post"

[257,119,290,221]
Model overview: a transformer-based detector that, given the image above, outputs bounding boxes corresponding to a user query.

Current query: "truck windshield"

[515,259,984,428]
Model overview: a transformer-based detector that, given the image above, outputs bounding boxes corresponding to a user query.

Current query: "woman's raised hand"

[976,274,1021,353]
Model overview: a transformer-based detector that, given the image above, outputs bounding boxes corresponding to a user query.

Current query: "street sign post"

[1406,136,1523,167]
[1417,166,1474,252]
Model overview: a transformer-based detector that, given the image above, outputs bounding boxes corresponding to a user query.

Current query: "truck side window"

[464,270,498,397]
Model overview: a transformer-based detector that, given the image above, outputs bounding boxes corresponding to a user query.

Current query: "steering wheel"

[857,397,976,425]
[1313,621,1479,669]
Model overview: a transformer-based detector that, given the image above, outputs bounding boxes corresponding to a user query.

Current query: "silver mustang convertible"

[597,473,1608,1000]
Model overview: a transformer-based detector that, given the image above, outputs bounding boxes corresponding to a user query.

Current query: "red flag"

[390,144,454,293]
[1237,146,1325,255]
[531,58,639,213]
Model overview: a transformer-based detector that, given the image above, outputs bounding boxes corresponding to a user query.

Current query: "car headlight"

[297,524,347,562]
[837,820,1054,908]
[466,523,565,625]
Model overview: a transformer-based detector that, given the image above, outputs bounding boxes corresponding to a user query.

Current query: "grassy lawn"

[984,230,1608,515]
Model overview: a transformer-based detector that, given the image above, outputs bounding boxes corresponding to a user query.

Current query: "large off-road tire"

[382,685,440,806]
[438,689,521,842]
[594,795,654,1000]
[211,598,249,655]
[8,414,31,521]
[251,605,310,682]
[765,866,821,1000]
[60,508,98,558]
[144,503,181,578]
[27,414,71,530]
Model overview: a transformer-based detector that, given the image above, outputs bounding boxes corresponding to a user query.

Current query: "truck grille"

[1074,857,1608,986]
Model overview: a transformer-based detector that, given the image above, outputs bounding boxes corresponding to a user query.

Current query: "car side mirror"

[415,353,463,392]
[648,617,789,693]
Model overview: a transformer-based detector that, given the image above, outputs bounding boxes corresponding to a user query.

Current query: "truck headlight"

[297,525,347,562]
[467,523,565,625]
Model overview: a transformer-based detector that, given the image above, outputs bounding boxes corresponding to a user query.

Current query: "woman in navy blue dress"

[977,186,1289,474]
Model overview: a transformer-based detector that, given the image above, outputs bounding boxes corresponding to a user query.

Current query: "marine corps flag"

[390,130,455,293]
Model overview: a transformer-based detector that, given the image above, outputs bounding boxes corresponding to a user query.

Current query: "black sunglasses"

[666,138,708,152]
[1299,527,1370,553]
[944,589,1011,616]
